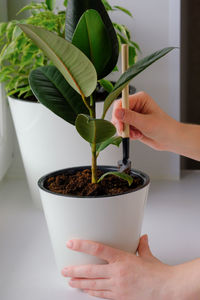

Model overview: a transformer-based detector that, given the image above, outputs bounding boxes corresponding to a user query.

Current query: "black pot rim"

[38,166,150,199]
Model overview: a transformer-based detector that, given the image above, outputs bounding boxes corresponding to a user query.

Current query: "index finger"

[67,239,124,263]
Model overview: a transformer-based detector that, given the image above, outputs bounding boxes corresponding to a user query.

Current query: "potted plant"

[19,0,174,277]
[0,0,139,207]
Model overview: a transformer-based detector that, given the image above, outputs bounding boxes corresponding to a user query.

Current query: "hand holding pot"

[62,235,200,299]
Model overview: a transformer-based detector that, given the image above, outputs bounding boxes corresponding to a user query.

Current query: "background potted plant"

[0,0,140,207]
[19,0,174,277]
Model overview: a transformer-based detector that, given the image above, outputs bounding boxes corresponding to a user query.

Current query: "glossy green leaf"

[65,0,119,78]
[75,114,116,143]
[96,136,122,154]
[103,47,175,118]
[46,0,56,11]
[98,171,133,186]
[29,66,88,125]
[99,79,113,93]
[72,9,112,79]
[19,24,97,98]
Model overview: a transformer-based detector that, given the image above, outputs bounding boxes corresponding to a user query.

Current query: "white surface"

[7,0,181,180]
[0,171,200,300]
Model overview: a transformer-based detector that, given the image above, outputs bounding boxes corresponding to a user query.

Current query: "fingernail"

[61,267,68,277]
[115,109,125,120]
[67,240,73,248]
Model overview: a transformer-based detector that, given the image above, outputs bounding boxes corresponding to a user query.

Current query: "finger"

[128,91,150,111]
[130,128,143,140]
[62,264,111,279]
[137,235,153,258]
[114,108,147,131]
[67,240,124,263]
[69,278,112,291]
[84,289,114,299]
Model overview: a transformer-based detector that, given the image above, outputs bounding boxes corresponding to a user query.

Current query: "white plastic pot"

[0,87,13,181]
[38,166,150,275]
[8,96,121,208]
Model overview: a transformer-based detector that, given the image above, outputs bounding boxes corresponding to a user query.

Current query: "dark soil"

[45,169,144,197]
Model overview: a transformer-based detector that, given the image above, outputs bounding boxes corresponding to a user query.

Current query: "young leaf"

[29,66,88,125]
[65,0,119,78]
[46,0,56,11]
[75,114,116,143]
[113,6,133,17]
[99,79,113,93]
[98,171,133,186]
[102,47,175,118]
[19,24,97,98]
[96,136,122,154]
[72,9,112,79]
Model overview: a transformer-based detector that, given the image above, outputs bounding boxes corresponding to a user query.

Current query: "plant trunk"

[91,142,97,183]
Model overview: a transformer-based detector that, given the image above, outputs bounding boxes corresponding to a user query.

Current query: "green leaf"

[72,9,112,79]
[102,47,175,118]
[129,46,136,66]
[130,41,141,53]
[102,0,113,11]
[0,23,8,36]
[96,136,122,154]
[64,0,68,7]
[17,3,47,15]
[98,171,133,186]
[75,114,116,143]
[113,6,133,17]
[46,0,56,11]
[29,66,88,125]
[19,24,97,98]
[12,26,23,40]
[99,79,113,93]
[65,0,119,78]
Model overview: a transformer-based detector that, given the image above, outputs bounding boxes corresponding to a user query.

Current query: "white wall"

[6,0,181,180]
[107,0,180,179]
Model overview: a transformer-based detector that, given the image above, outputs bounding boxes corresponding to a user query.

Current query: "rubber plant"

[19,0,174,184]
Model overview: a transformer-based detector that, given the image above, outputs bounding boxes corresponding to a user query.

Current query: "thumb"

[115,108,146,130]
[137,235,153,258]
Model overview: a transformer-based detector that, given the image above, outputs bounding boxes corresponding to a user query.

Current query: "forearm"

[169,122,200,161]
[171,258,200,299]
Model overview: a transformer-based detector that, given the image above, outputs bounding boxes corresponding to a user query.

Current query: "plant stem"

[90,94,97,184]
[81,95,93,115]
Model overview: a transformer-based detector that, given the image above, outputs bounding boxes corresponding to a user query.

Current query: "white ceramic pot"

[38,166,150,275]
[8,96,121,208]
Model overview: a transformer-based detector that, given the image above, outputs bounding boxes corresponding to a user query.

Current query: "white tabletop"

[0,171,200,300]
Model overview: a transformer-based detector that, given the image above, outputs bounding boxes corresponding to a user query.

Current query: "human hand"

[112,91,180,152]
[61,235,190,300]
